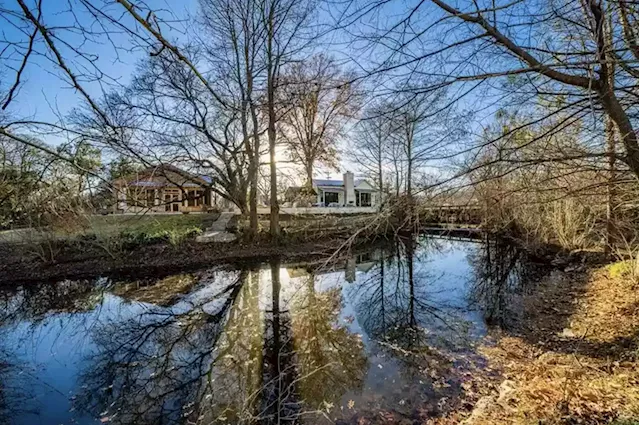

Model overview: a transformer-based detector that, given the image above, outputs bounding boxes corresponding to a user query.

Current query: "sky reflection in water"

[0,235,536,425]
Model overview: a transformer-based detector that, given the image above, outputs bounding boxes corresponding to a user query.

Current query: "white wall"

[343,172,355,206]
[257,206,377,215]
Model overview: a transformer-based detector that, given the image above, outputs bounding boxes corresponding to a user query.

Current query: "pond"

[0,233,546,425]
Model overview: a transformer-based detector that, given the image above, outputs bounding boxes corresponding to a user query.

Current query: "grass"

[83,213,219,238]
[75,213,220,248]
[5,213,221,262]
[605,259,638,280]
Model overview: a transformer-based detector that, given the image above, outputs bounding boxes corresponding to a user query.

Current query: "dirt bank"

[0,236,385,285]
[437,259,639,425]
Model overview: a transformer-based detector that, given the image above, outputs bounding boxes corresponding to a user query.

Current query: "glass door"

[164,191,180,212]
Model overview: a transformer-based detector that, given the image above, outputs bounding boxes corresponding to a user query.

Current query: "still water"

[0,234,543,424]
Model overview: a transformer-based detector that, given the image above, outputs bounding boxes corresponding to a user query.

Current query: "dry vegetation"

[435,260,638,425]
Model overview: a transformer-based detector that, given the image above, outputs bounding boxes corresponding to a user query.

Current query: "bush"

[116,226,203,249]
[606,259,638,280]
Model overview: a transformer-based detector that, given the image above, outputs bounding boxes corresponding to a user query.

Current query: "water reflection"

[76,270,246,424]
[0,234,543,424]
[468,236,549,327]
[0,341,35,423]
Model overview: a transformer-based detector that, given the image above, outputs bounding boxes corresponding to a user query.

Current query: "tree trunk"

[406,145,412,200]
[249,119,260,233]
[237,199,249,215]
[305,161,314,188]
[269,120,279,238]
[604,19,617,255]
[249,158,258,230]
[266,6,280,239]
[599,87,639,177]
[241,105,259,235]
[394,160,400,197]
[377,143,383,208]
[405,121,415,229]
[605,117,616,255]
[248,84,260,235]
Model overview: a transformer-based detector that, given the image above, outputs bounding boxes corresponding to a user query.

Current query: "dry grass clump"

[455,261,638,425]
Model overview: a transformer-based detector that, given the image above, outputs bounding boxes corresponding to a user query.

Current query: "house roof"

[131,181,203,188]
[312,179,343,187]
[114,164,211,188]
[311,178,372,189]
[284,186,318,200]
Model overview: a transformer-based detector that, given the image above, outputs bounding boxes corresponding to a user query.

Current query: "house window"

[358,192,371,207]
[324,191,339,205]
[145,189,155,206]
[187,190,204,207]
[164,189,180,212]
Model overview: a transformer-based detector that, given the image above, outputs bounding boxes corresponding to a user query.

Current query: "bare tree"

[390,87,464,200]
[72,53,253,213]
[281,54,359,188]
[198,0,267,232]
[352,102,394,202]
[0,0,235,203]
[339,0,638,176]
[259,0,316,238]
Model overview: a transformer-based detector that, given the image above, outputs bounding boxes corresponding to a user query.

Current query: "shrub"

[115,226,203,249]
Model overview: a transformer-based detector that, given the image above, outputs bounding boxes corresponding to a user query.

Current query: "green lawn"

[0,213,220,252]
[0,213,220,246]
[84,213,220,238]
[68,213,221,247]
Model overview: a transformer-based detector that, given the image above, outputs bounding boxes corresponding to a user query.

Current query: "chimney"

[343,171,355,206]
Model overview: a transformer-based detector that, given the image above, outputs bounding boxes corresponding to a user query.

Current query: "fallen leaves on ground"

[435,259,639,425]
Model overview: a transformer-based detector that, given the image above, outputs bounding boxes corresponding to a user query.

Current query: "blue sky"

[2,0,197,125]
[3,0,429,126]
[1,0,500,182]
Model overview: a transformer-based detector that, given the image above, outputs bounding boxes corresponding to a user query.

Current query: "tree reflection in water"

[341,235,483,422]
[468,235,548,328]
[258,259,301,424]
[0,280,108,422]
[70,262,369,425]
[196,269,264,424]
[74,270,248,424]
[350,236,474,350]
[0,341,35,423]
[289,272,367,419]
[0,314,28,422]
[0,234,536,425]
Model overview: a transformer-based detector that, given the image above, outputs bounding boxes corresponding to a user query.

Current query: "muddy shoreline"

[0,237,393,285]
[0,227,489,285]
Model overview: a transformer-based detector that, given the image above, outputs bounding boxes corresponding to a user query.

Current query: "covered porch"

[316,186,344,206]
[115,185,214,213]
[355,189,374,207]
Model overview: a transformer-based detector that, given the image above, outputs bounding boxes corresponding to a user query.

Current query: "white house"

[285,172,380,207]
